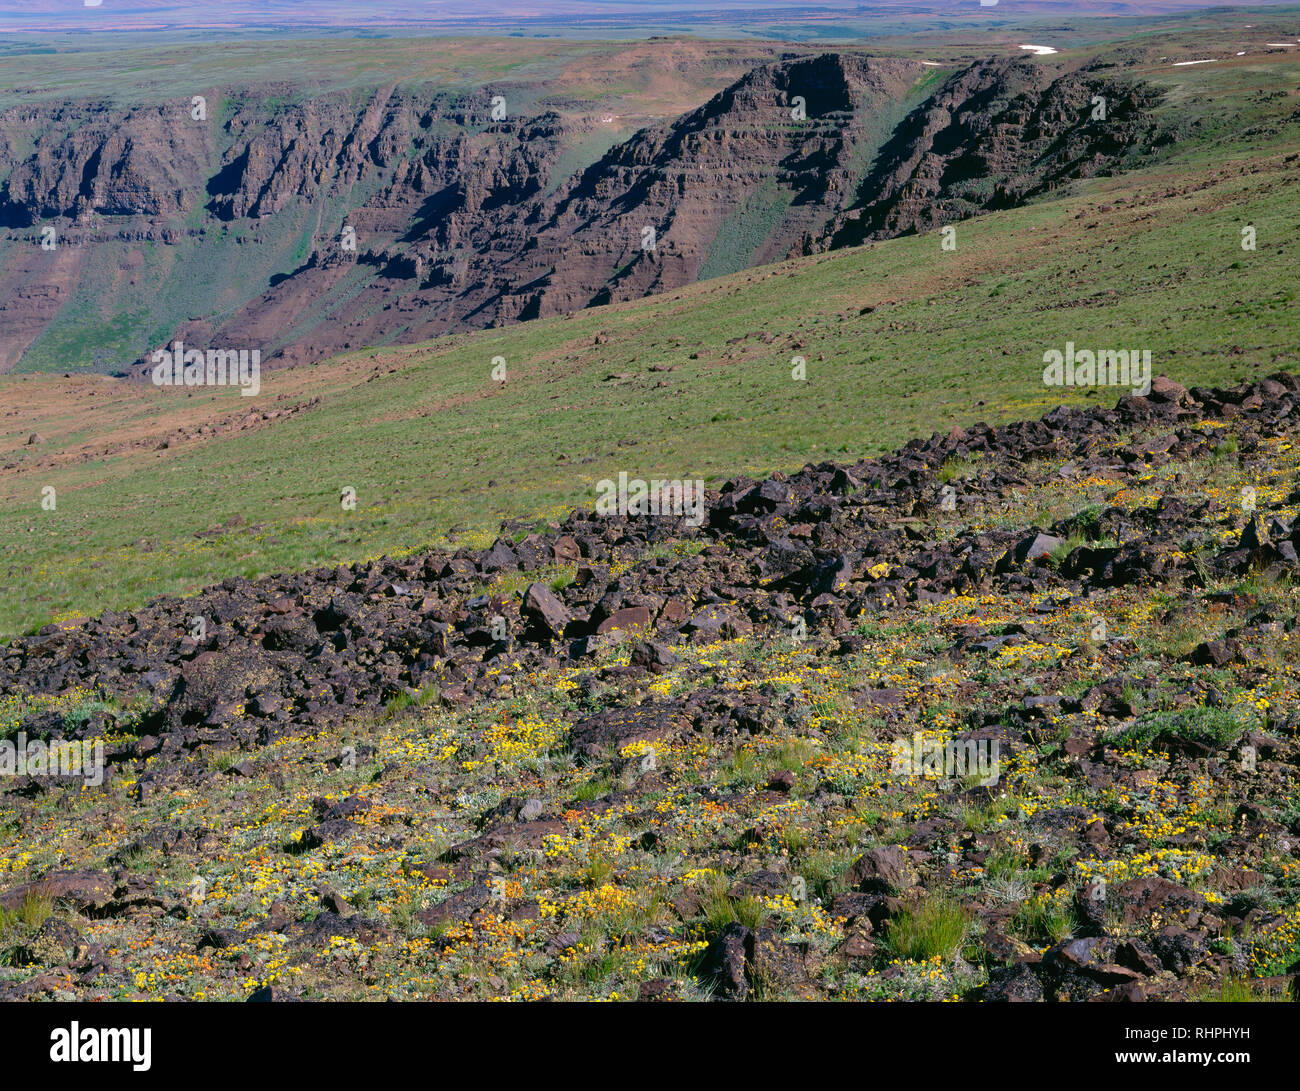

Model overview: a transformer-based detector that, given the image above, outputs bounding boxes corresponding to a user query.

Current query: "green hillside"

[0,52,1297,636]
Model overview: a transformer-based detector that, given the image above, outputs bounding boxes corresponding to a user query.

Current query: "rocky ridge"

[3,372,1296,753]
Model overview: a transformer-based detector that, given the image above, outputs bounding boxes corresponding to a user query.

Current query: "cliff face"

[1,103,212,224]
[447,54,925,327]
[0,53,1166,373]
[818,59,1168,249]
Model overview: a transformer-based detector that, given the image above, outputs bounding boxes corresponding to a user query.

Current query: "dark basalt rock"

[1,373,1298,781]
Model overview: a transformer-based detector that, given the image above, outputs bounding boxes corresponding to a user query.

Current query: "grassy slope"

[0,52,1297,636]
[6,349,1300,1002]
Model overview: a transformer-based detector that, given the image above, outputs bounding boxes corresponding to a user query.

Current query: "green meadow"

[0,50,1297,636]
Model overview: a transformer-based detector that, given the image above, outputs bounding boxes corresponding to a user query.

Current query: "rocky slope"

[817,57,1168,249]
[2,373,1299,1001]
[0,52,1167,372]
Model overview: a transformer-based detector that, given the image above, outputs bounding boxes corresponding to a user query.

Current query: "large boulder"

[569,702,688,760]
[165,648,284,730]
[844,846,919,895]
[521,583,572,639]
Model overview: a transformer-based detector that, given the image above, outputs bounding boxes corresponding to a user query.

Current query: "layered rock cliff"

[0,53,1166,372]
